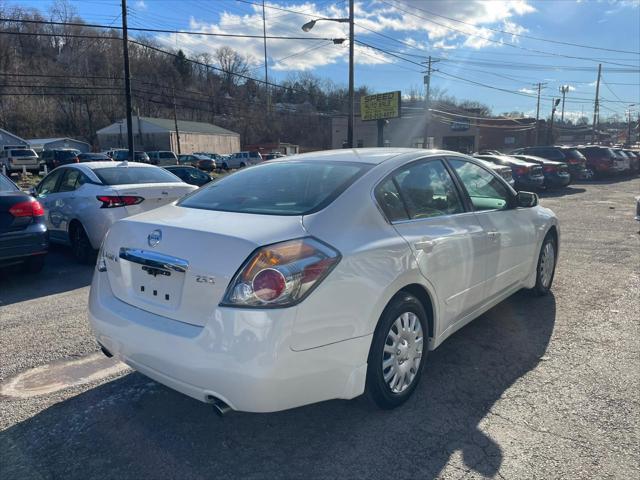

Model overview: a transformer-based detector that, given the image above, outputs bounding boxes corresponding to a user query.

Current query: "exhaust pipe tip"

[206,395,232,416]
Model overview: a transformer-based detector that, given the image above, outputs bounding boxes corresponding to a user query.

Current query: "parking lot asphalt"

[1,178,638,480]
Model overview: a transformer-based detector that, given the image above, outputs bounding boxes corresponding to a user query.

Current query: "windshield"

[93,167,183,185]
[10,149,37,157]
[0,174,18,192]
[179,161,369,215]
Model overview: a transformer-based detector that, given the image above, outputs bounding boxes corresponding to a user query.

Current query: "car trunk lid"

[102,204,306,326]
[104,182,196,216]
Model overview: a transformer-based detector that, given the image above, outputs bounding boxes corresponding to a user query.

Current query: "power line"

[0,17,343,42]
[380,0,639,68]
[390,0,640,55]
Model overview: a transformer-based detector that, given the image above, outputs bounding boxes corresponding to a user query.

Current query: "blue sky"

[8,0,640,120]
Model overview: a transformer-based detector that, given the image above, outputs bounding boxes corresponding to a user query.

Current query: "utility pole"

[121,0,134,161]
[347,0,354,148]
[262,0,270,114]
[592,63,602,144]
[172,88,181,154]
[548,98,560,145]
[534,82,546,146]
[423,55,439,149]
[559,85,570,122]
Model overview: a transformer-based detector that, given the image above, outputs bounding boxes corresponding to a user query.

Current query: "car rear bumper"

[545,173,571,188]
[0,224,48,266]
[88,270,370,412]
[515,176,545,190]
[567,164,588,179]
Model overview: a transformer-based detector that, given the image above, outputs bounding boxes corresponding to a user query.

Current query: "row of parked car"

[1,144,637,275]
[0,146,284,176]
[474,145,639,191]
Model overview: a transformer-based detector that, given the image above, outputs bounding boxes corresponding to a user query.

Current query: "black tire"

[23,254,46,273]
[366,292,428,409]
[532,232,557,296]
[240,162,246,168]
[222,162,229,170]
[70,223,94,264]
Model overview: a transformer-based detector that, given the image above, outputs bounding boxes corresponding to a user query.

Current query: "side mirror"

[26,186,37,197]
[516,191,538,208]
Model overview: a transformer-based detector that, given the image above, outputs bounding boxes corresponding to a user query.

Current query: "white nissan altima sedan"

[89,148,559,413]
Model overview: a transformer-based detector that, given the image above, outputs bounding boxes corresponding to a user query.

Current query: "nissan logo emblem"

[148,229,162,247]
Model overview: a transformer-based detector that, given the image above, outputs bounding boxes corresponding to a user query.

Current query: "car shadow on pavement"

[0,246,94,306]
[0,291,556,480]
[539,186,586,198]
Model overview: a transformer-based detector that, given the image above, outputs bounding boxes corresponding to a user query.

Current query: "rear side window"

[58,169,83,192]
[93,167,182,185]
[58,150,78,160]
[0,174,18,192]
[389,160,464,220]
[375,179,409,222]
[179,161,368,215]
[448,159,510,211]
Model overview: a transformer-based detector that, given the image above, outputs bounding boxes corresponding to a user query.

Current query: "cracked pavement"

[1,177,638,479]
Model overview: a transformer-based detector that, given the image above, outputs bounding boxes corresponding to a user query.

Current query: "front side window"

[383,159,464,220]
[448,159,510,211]
[180,161,368,215]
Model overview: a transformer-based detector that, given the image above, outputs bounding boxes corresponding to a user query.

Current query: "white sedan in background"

[34,162,196,262]
[89,149,559,414]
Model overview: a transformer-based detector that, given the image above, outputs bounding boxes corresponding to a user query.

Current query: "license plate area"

[132,264,184,308]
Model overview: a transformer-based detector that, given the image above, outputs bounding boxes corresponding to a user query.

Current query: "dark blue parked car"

[474,155,545,191]
[0,173,48,272]
[511,154,571,189]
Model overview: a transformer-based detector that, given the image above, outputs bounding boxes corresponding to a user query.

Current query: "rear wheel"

[70,223,94,264]
[366,293,428,409]
[240,162,246,168]
[532,233,557,296]
[23,254,45,273]
[222,162,229,170]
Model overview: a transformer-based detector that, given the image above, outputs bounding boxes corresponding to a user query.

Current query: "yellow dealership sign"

[361,91,402,121]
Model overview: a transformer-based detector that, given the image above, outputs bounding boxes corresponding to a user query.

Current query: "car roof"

[276,148,458,165]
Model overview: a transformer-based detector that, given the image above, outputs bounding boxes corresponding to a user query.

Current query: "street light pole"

[301,1,353,147]
[347,0,354,148]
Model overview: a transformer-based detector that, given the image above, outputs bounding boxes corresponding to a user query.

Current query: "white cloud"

[153,0,536,74]
[135,0,147,10]
[519,87,536,94]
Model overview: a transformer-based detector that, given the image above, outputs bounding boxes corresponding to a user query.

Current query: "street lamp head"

[333,38,346,44]
[301,20,316,32]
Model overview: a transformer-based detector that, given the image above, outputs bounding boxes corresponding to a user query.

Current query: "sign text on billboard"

[361,91,401,121]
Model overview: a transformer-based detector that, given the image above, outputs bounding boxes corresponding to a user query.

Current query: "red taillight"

[514,166,528,175]
[252,268,287,302]
[96,195,144,208]
[222,238,341,307]
[543,165,557,173]
[74,157,80,163]
[9,200,45,217]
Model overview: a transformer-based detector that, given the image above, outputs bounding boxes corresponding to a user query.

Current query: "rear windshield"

[179,161,369,215]
[93,167,182,185]
[80,153,109,160]
[159,152,177,159]
[563,148,586,160]
[59,150,79,159]
[0,174,18,192]
[10,149,37,157]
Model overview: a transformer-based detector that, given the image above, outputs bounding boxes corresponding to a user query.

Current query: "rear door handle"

[487,231,500,242]
[414,240,436,252]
